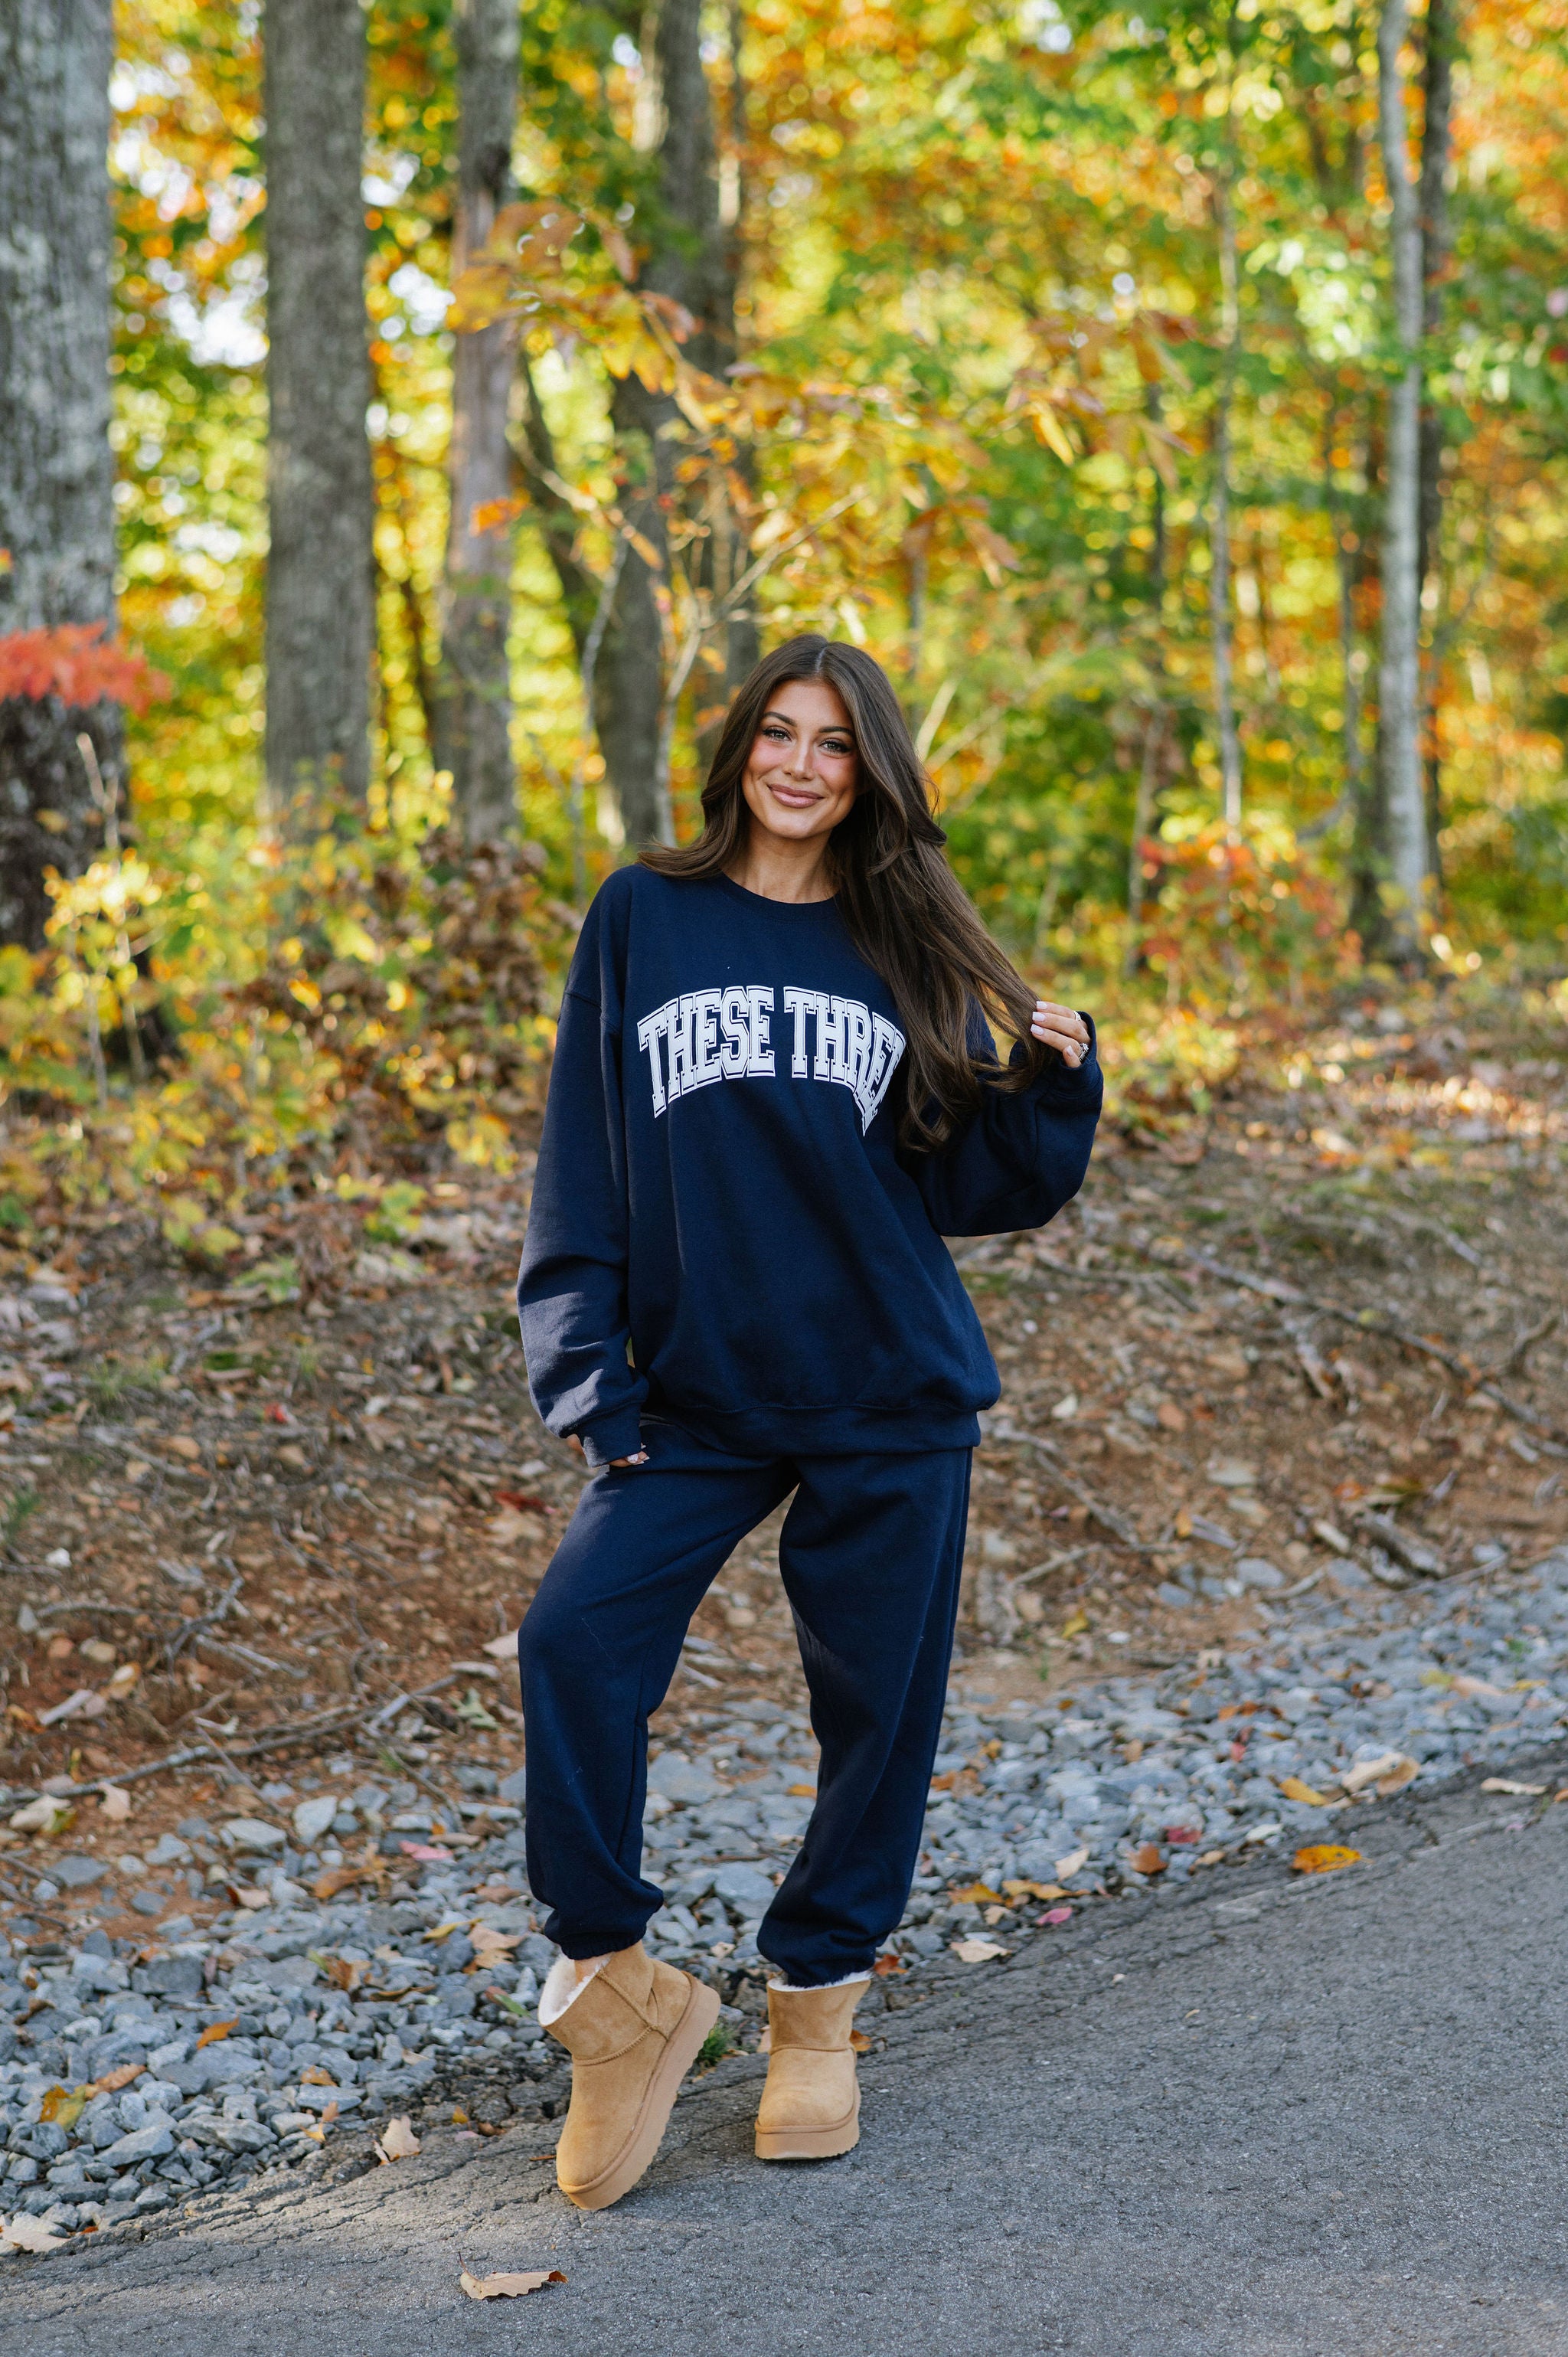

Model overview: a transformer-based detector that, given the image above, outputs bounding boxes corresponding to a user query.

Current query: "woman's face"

[740,678,859,848]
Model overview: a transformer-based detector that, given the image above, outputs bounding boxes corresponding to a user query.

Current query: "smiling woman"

[514,635,1103,2212]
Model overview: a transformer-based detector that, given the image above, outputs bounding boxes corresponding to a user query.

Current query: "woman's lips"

[767,780,819,806]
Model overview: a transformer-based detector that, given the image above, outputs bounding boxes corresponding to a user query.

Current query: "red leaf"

[0,625,169,712]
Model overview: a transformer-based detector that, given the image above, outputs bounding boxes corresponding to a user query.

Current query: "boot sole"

[755,2085,861,2162]
[560,1972,720,2212]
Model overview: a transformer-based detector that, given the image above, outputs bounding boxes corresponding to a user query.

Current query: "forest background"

[1,0,1567,1250]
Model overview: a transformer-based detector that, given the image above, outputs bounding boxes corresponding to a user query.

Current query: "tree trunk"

[263,0,374,827]
[1416,0,1456,888]
[1374,0,1428,959]
[434,0,521,844]
[593,0,740,845]
[0,0,119,950]
[1208,172,1243,839]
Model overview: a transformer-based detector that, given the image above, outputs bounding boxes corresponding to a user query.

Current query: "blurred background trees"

[0,0,1566,1207]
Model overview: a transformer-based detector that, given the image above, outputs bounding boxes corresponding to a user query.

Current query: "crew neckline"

[715,874,839,914]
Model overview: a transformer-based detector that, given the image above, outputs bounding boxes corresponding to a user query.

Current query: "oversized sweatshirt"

[518,865,1102,1465]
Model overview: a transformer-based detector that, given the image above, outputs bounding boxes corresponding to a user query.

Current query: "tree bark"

[1416,0,1456,888]
[435,0,521,844]
[0,0,119,950]
[594,0,742,845]
[263,0,374,827]
[1374,0,1428,958]
[1208,172,1243,839]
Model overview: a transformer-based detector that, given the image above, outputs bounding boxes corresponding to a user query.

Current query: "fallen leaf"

[1292,1844,1362,1875]
[482,1630,521,1661]
[195,2019,237,2050]
[299,2064,336,2086]
[167,1436,201,1460]
[400,1841,455,1863]
[871,1954,906,1977]
[469,1924,521,1959]
[423,1918,462,1943]
[313,1862,377,1901]
[230,1883,271,1909]
[39,2084,88,2128]
[1339,1751,1418,1797]
[1060,1610,1089,1638]
[90,2062,143,2094]
[106,1662,140,1697]
[1037,1905,1074,1927]
[1,2212,65,2253]
[451,2104,471,2123]
[1197,1849,1227,1866]
[1054,1846,1090,1878]
[1003,1878,1067,1902]
[786,1782,817,1798]
[949,1881,1006,1905]
[848,2029,873,2054]
[1278,1777,1332,1806]
[1481,1777,1545,1796]
[459,2270,567,2302]
[98,1785,132,1822]
[9,1793,74,1836]
[1129,1843,1166,1875]
[1449,1673,1511,1702]
[324,1956,368,1992]
[951,1937,1009,1963]
[374,2115,421,2163]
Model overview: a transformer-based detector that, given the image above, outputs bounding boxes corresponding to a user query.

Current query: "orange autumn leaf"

[1292,1845,1362,1875]
[299,2064,336,2086]
[39,2084,88,2127]
[195,2019,237,2050]
[90,2062,144,2094]
[1277,1777,1331,1806]
[948,1881,1006,1905]
[1130,1843,1166,1875]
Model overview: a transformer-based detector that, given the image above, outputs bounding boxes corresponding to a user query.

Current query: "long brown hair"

[640,636,1049,1149]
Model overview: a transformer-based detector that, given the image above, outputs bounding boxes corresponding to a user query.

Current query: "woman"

[517,635,1099,2211]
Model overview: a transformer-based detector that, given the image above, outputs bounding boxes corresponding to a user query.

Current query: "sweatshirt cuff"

[575,1407,645,1467]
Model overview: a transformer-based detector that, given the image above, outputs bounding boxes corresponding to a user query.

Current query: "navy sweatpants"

[518,1417,971,1987]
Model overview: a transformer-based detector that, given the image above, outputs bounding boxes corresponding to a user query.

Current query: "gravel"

[5,1544,1566,2253]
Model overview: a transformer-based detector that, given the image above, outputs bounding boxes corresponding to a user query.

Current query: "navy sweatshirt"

[518,865,1102,1465]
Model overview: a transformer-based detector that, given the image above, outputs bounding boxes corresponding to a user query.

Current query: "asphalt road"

[7,1761,1568,2357]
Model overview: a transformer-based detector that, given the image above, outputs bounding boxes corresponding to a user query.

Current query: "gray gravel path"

[6,1754,1566,2357]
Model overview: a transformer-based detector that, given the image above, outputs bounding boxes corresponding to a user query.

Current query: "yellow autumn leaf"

[1060,1610,1089,1638]
[1292,1844,1361,1875]
[1277,1776,1331,1806]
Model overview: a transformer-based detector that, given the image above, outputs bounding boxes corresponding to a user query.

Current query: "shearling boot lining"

[539,1951,608,2026]
[766,1970,873,1995]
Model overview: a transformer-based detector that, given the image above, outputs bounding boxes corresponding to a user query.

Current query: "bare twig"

[1125,1241,1568,1445]
[985,1420,1158,1556]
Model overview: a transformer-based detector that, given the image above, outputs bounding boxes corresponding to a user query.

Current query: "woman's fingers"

[1030,1000,1091,1064]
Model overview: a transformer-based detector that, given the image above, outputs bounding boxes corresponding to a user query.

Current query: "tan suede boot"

[541,1944,719,2211]
[754,1979,868,2162]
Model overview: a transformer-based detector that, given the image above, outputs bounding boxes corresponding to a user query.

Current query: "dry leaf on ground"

[374,2116,421,2163]
[482,1631,520,1660]
[459,2269,567,2301]
[2,2212,65,2253]
[99,1785,131,1822]
[91,2062,143,2094]
[1054,1846,1090,1877]
[1130,1842,1166,1875]
[1339,1751,1418,1797]
[951,1937,1008,1963]
[195,2019,237,2050]
[1292,1844,1362,1875]
[949,1881,1005,1904]
[1481,1777,1544,1796]
[1277,1777,1332,1806]
[39,2084,88,2128]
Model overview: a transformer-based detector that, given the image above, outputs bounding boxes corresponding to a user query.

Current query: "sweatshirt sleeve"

[903,1012,1103,1239]
[517,961,647,1468]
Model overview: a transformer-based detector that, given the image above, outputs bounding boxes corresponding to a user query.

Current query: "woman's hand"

[1030,1000,1091,1067]
[567,1434,648,1469]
